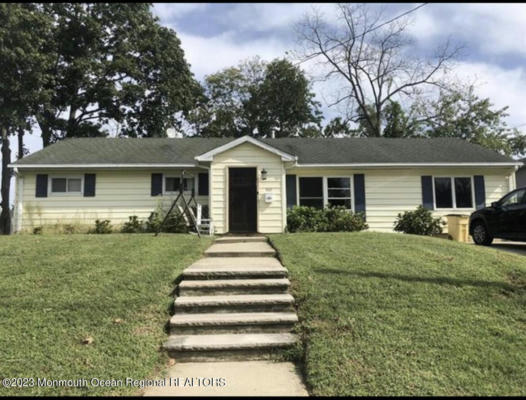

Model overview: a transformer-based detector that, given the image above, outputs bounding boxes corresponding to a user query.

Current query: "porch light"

[261,168,268,181]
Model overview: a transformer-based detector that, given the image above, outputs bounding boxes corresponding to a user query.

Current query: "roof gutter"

[293,162,522,168]
[8,163,202,169]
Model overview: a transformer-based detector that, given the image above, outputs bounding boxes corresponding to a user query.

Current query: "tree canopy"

[190,57,322,138]
[36,3,200,146]
[0,3,53,234]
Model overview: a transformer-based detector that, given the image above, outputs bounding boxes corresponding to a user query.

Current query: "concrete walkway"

[147,236,309,396]
[143,361,308,396]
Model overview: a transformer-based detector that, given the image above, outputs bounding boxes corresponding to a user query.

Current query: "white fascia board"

[9,163,201,169]
[294,162,522,168]
[194,135,297,162]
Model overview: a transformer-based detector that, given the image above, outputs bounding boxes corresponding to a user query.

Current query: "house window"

[327,177,352,209]
[299,177,323,209]
[434,177,473,209]
[51,177,82,194]
[165,176,194,193]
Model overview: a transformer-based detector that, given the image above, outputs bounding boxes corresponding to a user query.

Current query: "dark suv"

[469,187,526,245]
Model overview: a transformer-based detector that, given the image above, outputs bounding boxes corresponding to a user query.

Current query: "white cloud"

[152,3,207,21]
[408,3,526,57]
[452,61,526,128]
[178,31,290,79]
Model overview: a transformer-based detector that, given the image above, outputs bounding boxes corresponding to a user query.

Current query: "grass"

[0,233,211,396]
[269,232,526,396]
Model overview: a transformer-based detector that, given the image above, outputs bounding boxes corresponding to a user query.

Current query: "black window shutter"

[84,174,96,197]
[286,175,297,209]
[198,173,209,196]
[35,174,47,197]
[421,176,434,210]
[353,174,366,217]
[151,173,163,196]
[474,175,486,210]
[36,174,48,198]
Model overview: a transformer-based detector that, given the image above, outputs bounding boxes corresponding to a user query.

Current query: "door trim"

[226,166,259,233]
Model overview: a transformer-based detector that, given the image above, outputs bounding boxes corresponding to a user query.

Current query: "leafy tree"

[191,58,265,137]
[321,117,354,137]
[355,101,417,138]
[415,85,525,156]
[191,57,322,138]
[36,3,200,146]
[253,59,322,138]
[0,4,52,234]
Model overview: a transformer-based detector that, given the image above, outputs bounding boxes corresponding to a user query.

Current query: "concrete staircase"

[163,236,299,361]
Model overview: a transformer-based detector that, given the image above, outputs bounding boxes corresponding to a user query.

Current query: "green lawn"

[0,234,211,396]
[270,232,526,396]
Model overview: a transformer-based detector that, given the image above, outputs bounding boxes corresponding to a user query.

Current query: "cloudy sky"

[9,2,526,171]
[151,2,526,130]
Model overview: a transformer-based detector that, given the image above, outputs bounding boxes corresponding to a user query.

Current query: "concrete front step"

[179,278,290,295]
[215,236,267,244]
[163,333,298,361]
[174,294,295,313]
[204,242,276,258]
[183,257,287,280]
[169,312,298,334]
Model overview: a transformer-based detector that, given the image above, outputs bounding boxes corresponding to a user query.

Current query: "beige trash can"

[446,214,470,242]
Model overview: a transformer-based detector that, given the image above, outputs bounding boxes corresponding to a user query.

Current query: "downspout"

[12,167,22,233]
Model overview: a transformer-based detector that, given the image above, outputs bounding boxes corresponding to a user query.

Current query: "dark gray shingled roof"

[13,136,517,166]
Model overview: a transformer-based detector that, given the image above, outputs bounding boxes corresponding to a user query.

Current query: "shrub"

[324,206,369,232]
[121,216,144,233]
[145,210,188,234]
[287,205,368,233]
[62,224,77,234]
[394,205,445,235]
[89,219,112,234]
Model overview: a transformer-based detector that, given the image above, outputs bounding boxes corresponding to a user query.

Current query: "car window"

[501,189,526,207]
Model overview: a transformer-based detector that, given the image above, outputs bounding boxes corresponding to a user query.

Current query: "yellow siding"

[210,142,285,234]
[287,167,515,233]
[17,169,208,232]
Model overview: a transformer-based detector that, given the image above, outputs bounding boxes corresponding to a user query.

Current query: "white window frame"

[325,176,353,210]
[296,175,354,212]
[163,175,196,195]
[432,176,475,210]
[49,175,83,196]
[298,176,324,208]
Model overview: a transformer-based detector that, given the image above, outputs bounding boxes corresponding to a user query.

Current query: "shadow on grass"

[313,267,523,292]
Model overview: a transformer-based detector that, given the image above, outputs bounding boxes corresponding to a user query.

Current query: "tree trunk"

[38,118,52,147]
[0,127,12,235]
[17,128,24,159]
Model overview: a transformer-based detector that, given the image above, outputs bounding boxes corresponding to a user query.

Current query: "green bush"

[89,219,112,234]
[145,210,188,234]
[121,216,145,233]
[394,205,445,235]
[287,205,368,233]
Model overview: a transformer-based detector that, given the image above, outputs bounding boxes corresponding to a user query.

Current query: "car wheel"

[472,221,493,246]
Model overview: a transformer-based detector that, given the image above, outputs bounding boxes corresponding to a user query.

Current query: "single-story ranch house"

[9,136,522,234]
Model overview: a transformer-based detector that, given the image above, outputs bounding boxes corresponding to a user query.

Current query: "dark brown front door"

[229,168,257,233]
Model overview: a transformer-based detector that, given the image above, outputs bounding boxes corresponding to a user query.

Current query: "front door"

[229,168,257,233]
